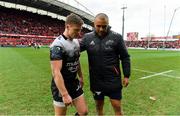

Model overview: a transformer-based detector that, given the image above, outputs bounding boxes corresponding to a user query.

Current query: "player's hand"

[62,94,73,106]
[123,77,129,87]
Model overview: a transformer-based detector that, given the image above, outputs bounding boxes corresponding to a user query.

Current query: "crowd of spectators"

[126,40,180,49]
[0,6,90,46]
[0,6,65,36]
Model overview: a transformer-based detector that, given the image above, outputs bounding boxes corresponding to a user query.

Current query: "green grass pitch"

[0,47,180,115]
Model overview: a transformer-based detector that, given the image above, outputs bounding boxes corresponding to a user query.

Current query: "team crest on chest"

[105,40,114,45]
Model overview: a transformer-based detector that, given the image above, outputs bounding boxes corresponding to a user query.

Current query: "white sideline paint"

[133,68,180,79]
[133,68,155,74]
[140,70,173,79]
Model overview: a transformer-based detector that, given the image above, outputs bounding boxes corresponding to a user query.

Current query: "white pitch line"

[140,70,173,79]
[133,68,155,74]
[134,68,180,79]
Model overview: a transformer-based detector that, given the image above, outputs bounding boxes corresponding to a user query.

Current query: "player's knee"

[82,109,88,115]
[77,109,88,115]
[111,103,121,111]
[113,105,121,112]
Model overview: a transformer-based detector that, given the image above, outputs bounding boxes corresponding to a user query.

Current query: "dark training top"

[80,29,131,92]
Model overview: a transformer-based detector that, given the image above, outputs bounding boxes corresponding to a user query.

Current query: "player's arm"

[50,46,72,105]
[51,60,72,105]
[117,35,131,87]
[77,61,84,87]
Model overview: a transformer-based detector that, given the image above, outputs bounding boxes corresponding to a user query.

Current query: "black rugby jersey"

[50,35,80,81]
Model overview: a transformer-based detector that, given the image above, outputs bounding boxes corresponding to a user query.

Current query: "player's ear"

[107,25,111,31]
[66,24,70,30]
[107,25,111,29]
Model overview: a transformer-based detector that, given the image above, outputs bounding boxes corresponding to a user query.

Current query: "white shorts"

[53,93,84,107]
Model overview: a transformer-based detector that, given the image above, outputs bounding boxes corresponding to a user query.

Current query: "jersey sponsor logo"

[56,46,61,51]
[66,61,79,67]
[76,85,81,91]
[66,61,79,73]
[68,66,78,73]
[90,40,95,46]
[95,91,101,95]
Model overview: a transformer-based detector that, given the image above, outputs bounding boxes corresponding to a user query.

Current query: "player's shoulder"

[82,32,96,43]
[73,39,80,46]
[110,31,123,41]
[84,31,94,38]
[50,36,65,56]
[50,35,65,48]
[111,31,121,37]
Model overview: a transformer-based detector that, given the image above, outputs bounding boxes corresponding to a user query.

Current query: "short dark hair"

[95,13,109,22]
[65,13,84,25]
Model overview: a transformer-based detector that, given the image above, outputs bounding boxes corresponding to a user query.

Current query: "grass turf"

[0,47,180,115]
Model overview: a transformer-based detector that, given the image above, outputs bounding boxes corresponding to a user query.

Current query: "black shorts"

[51,79,83,107]
[92,89,122,100]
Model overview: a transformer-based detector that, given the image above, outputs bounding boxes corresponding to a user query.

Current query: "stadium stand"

[0,6,90,47]
[126,40,180,49]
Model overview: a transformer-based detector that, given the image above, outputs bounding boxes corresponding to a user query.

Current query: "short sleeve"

[50,46,64,60]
